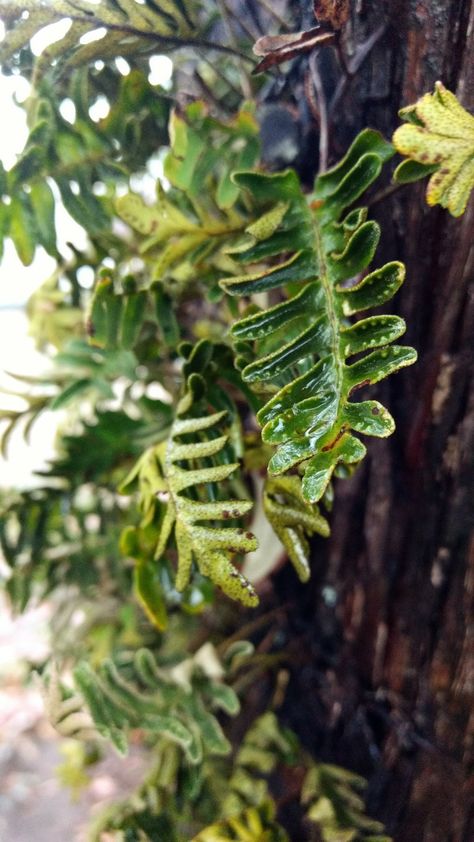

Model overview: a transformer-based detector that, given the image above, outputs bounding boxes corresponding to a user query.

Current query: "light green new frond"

[193,800,289,842]
[121,358,259,607]
[221,130,416,503]
[393,81,474,216]
[157,402,258,606]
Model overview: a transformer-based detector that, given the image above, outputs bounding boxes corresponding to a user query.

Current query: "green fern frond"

[120,351,259,607]
[263,476,330,582]
[65,642,244,761]
[220,129,417,502]
[193,800,289,842]
[38,665,99,742]
[393,81,474,217]
[302,762,392,841]
[0,0,197,77]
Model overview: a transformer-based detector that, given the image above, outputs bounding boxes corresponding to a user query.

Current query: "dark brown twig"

[329,23,387,116]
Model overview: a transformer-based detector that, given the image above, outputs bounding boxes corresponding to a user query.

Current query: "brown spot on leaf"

[371,406,380,415]
[321,426,348,452]
[349,378,371,397]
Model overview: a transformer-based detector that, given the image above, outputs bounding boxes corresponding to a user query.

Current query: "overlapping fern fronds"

[41,641,247,761]
[220,130,417,502]
[0,69,170,263]
[115,100,260,300]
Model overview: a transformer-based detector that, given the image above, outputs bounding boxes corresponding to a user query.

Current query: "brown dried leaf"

[313,0,350,29]
[252,27,335,75]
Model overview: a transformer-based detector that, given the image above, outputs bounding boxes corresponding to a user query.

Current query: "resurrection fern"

[263,476,330,582]
[85,709,391,841]
[193,800,289,841]
[115,101,260,300]
[91,711,297,840]
[0,70,169,263]
[221,129,417,502]
[42,641,245,761]
[120,348,259,608]
[0,0,200,77]
[393,81,474,217]
[302,763,391,841]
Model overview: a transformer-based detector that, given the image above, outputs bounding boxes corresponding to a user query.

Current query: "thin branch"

[366,180,408,208]
[257,0,292,32]
[216,603,292,655]
[198,54,244,99]
[309,52,329,173]
[304,68,321,123]
[224,2,261,43]
[216,0,253,98]
[329,23,387,116]
[192,69,230,115]
[54,12,255,63]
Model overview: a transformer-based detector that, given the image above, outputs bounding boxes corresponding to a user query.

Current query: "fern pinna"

[221,130,417,502]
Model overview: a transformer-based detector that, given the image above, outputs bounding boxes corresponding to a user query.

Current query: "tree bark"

[276,2,474,839]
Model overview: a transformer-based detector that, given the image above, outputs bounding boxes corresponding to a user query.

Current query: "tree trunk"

[276,2,474,839]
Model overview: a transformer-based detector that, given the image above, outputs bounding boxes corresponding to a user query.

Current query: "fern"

[220,129,417,502]
[0,0,199,77]
[302,762,391,841]
[115,101,260,302]
[263,476,330,582]
[42,641,246,761]
[392,81,474,217]
[120,345,259,607]
[0,70,169,263]
[193,800,289,842]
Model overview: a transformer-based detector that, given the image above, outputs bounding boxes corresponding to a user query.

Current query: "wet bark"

[274,2,474,839]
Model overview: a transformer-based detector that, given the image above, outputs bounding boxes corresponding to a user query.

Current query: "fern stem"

[62,13,254,63]
[309,53,329,173]
[311,213,343,423]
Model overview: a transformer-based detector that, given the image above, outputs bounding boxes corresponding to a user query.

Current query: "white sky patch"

[59,97,76,124]
[89,94,110,121]
[0,308,62,488]
[115,56,131,76]
[0,77,29,168]
[80,26,107,46]
[149,55,173,88]
[30,18,72,56]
